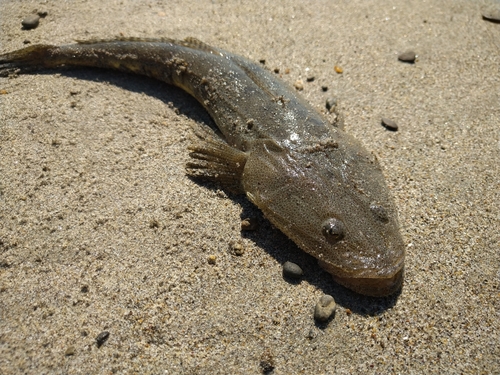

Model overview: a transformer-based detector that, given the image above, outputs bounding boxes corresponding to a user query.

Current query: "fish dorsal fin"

[75,36,221,55]
[180,37,220,54]
[75,36,177,44]
[75,36,218,51]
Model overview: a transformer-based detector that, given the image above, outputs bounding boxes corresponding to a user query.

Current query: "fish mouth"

[331,267,404,297]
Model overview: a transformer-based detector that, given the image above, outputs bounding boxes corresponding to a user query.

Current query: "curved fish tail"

[0,44,59,75]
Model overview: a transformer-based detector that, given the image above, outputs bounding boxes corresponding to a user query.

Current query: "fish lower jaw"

[319,260,404,297]
[332,268,404,297]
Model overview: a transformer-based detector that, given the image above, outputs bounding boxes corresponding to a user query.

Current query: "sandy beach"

[0,0,499,373]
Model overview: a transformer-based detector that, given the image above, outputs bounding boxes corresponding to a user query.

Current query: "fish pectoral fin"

[186,126,247,193]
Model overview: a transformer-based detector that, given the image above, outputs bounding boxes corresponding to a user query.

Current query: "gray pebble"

[482,6,500,23]
[282,261,303,279]
[22,15,40,30]
[325,97,337,112]
[381,117,399,131]
[314,294,336,322]
[95,331,110,348]
[65,346,75,356]
[398,51,416,63]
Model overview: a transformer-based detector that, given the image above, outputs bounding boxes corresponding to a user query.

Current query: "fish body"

[0,38,405,296]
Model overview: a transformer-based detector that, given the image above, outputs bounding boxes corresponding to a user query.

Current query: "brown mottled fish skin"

[0,38,405,297]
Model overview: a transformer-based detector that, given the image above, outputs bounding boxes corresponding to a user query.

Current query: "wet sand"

[1,0,499,373]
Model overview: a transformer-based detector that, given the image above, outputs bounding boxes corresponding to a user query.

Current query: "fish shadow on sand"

[30,67,401,315]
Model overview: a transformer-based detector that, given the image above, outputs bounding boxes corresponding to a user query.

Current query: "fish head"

[242,135,405,297]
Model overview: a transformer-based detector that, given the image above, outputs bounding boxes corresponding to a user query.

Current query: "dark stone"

[282,261,303,279]
[22,15,40,30]
[398,51,416,63]
[96,331,110,348]
[381,117,399,131]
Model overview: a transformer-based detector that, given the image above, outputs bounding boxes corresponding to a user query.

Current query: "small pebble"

[306,75,315,82]
[259,59,266,64]
[149,219,160,229]
[306,328,318,340]
[231,242,245,256]
[207,255,217,265]
[325,97,337,112]
[282,261,303,279]
[241,217,259,231]
[381,117,399,131]
[482,6,500,23]
[95,331,110,348]
[273,67,280,74]
[334,65,343,74]
[23,40,31,44]
[37,11,48,18]
[22,15,40,30]
[398,51,416,63]
[314,294,336,322]
[259,349,275,374]
[321,85,328,92]
[65,346,75,356]
[294,80,304,91]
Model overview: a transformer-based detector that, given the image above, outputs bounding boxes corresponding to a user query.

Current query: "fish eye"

[370,203,389,223]
[321,218,345,242]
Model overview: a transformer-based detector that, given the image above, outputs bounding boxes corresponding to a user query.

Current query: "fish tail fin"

[0,44,60,75]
